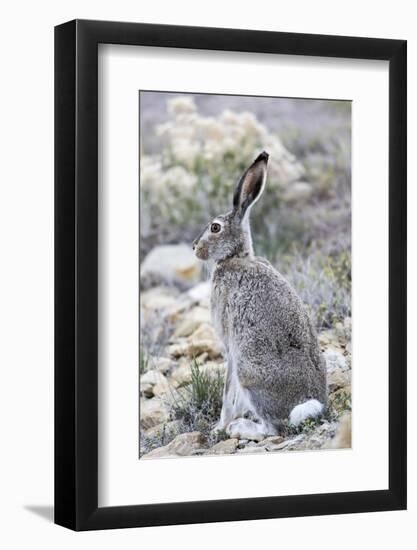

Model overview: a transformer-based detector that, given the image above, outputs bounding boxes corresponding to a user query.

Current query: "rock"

[144,419,182,440]
[189,322,218,342]
[269,434,305,451]
[173,318,202,338]
[258,435,285,449]
[164,298,196,323]
[324,347,350,392]
[187,281,211,303]
[170,364,192,387]
[168,338,222,360]
[140,398,170,429]
[319,330,343,350]
[180,306,211,328]
[142,432,206,459]
[140,370,169,397]
[153,381,172,397]
[140,286,179,314]
[152,356,176,374]
[325,412,351,449]
[319,318,352,350]
[141,244,201,289]
[327,369,350,393]
[169,322,222,360]
[141,286,194,325]
[208,438,239,454]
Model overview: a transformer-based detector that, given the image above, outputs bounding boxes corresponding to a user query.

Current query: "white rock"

[141,244,201,287]
[187,281,211,302]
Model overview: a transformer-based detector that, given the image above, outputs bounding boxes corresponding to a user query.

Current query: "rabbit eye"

[211,222,221,233]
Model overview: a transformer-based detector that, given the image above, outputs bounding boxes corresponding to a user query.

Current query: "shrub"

[279,244,351,331]
[140,97,307,255]
[169,359,224,442]
[140,309,174,363]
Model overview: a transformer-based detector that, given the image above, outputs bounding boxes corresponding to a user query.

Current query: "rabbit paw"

[227,418,268,442]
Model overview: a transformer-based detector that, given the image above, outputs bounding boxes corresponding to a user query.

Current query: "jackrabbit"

[192,151,327,440]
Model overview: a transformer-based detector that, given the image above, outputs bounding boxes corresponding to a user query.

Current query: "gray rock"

[140,244,201,289]
[257,435,285,450]
[140,398,170,429]
[208,438,239,455]
[142,431,206,459]
[324,347,350,392]
[170,364,192,387]
[144,419,182,440]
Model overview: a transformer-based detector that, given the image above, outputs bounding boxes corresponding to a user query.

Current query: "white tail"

[289,399,323,426]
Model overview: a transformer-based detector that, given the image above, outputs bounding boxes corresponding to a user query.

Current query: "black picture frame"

[55,19,407,531]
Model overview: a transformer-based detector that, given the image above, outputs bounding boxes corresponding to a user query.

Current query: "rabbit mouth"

[195,244,209,260]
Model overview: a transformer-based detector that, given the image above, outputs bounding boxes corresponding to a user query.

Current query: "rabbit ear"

[233,151,269,219]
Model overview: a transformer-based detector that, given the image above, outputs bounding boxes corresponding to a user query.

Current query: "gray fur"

[192,151,327,436]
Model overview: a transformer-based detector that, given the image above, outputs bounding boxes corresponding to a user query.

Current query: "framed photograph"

[55,19,407,530]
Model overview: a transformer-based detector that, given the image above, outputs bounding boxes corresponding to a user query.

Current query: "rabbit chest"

[210,257,253,351]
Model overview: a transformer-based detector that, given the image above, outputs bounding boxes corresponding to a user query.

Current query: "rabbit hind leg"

[214,363,255,431]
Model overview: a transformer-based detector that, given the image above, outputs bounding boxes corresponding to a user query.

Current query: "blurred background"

[139,92,352,457]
